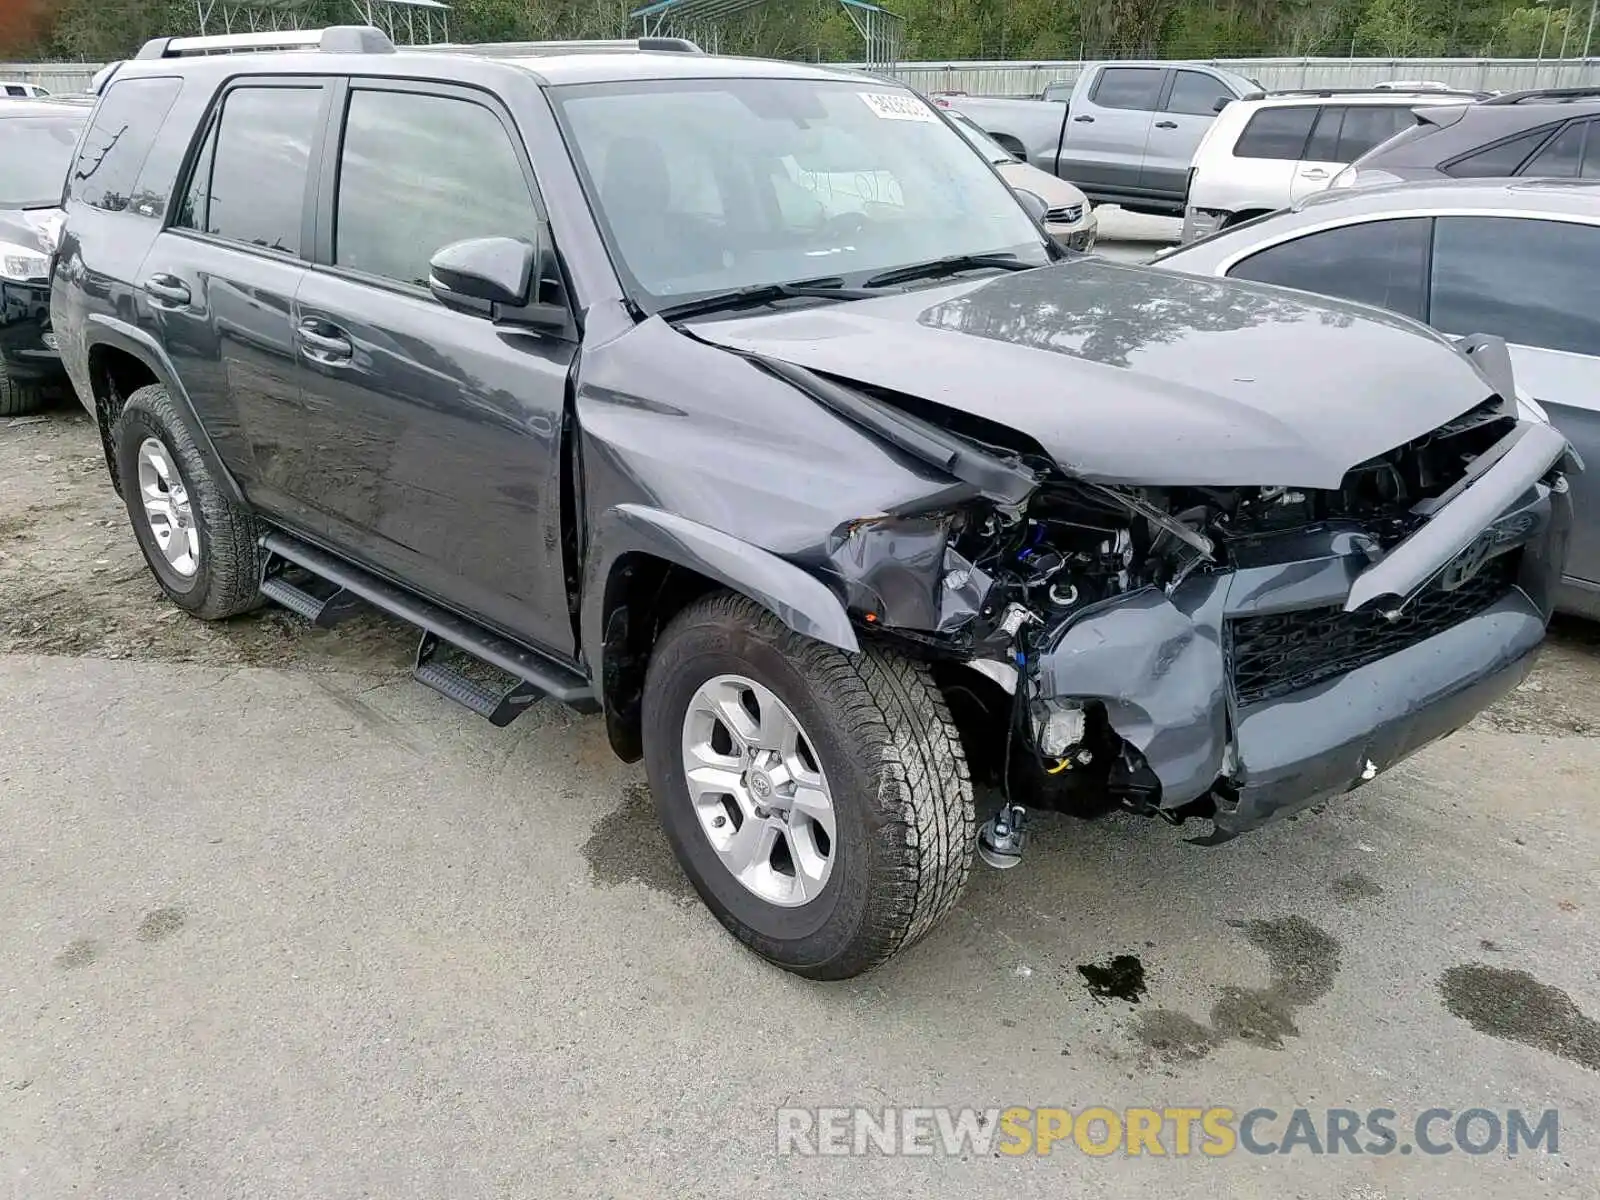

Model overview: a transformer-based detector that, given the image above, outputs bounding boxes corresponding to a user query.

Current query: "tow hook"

[978,802,1028,869]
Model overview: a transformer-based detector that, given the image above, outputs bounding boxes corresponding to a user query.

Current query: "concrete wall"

[6,54,1600,100]
[842,56,1600,98]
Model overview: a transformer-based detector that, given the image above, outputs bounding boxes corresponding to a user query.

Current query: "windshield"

[949,113,1016,165]
[551,77,1048,308]
[0,114,84,208]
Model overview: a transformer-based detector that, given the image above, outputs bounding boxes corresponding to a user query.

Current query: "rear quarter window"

[1444,126,1557,177]
[69,76,183,213]
[1228,217,1431,321]
[1233,106,1318,160]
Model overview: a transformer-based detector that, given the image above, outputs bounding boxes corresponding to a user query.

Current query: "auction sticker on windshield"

[859,91,936,122]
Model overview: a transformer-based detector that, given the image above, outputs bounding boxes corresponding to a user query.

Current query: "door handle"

[142,274,191,307]
[1155,120,1178,129]
[297,320,353,363]
[1300,167,1329,180]
[1073,114,1095,123]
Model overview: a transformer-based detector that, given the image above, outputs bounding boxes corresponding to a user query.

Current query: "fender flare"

[84,314,246,506]
[581,503,859,669]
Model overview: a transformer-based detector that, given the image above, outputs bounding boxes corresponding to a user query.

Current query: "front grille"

[1228,552,1518,707]
[1045,203,1084,224]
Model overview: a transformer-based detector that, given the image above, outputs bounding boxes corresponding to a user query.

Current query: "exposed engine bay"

[817,388,1552,842]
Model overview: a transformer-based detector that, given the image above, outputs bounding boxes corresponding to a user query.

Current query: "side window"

[1041,82,1072,104]
[177,85,321,257]
[1090,68,1162,112]
[1166,70,1232,117]
[1444,127,1555,178]
[1303,107,1346,161]
[4,85,24,97]
[1431,217,1600,356]
[69,76,182,212]
[1233,106,1317,160]
[1229,218,1431,321]
[1520,120,1587,177]
[334,89,539,288]
[1337,105,1415,160]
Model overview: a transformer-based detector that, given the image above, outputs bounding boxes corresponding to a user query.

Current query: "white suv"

[1181,88,1485,242]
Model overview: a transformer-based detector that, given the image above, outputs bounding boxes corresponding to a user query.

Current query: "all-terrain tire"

[642,591,975,979]
[0,364,53,417]
[112,383,264,619]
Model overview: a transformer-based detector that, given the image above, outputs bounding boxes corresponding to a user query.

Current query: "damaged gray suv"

[53,29,1575,979]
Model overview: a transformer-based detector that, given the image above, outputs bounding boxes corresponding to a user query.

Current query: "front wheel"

[642,592,974,979]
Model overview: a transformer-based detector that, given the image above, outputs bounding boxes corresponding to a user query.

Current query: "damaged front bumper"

[1030,420,1574,842]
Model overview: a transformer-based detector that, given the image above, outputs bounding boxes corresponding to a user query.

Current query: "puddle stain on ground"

[1133,916,1342,1063]
[136,907,186,943]
[1331,872,1385,905]
[54,937,100,969]
[1439,963,1600,1072]
[580,782,694,900]
[1077,954,1148,1003]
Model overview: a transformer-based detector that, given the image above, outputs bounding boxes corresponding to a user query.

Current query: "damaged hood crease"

[690,259,1502,490]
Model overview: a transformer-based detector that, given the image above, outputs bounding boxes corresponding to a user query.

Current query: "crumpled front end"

[816,387,1575,842]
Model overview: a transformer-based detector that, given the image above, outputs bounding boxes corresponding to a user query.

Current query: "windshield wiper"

[864,253,1037,289]
[656,278,874,323]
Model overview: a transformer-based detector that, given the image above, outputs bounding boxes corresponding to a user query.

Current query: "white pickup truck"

[939,61,1258,215]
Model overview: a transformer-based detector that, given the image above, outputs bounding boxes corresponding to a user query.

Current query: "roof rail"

[1240,86,1489,101]
[420,36,704,57]
[135,25,395,60]
[1481,85,1600,105]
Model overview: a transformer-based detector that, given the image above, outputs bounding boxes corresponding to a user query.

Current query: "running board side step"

[260,531,599,718]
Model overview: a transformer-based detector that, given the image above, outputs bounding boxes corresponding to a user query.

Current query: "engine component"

[1034,699,1087,757]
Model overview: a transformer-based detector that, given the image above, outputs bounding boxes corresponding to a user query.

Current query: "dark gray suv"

[51,27,1576,979]
[1333,87,1600,190]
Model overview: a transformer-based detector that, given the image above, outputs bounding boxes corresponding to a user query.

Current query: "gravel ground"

[2,401,1598,1199]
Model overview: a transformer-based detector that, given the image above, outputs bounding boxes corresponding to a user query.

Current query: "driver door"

[285,80,578,655]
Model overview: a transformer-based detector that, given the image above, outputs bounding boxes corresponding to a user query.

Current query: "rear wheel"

[642,592,974,979]
[112,383,264,618]
[0,363,53,417]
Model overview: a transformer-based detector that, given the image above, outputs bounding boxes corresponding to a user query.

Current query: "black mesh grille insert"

[1228,552,1519,707]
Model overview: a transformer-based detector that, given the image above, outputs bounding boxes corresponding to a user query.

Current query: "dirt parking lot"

[2,405,1598,1199]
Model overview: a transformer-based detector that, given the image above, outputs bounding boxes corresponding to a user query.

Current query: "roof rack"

[1481,86,1600,106]
[135,25,395,60]
[1240,86,1489,101]
[419,36,704,56]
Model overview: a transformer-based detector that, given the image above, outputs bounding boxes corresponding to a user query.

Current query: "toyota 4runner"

[52,28,1575,979]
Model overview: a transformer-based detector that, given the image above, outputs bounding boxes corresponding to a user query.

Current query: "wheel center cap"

[748,769,774,801]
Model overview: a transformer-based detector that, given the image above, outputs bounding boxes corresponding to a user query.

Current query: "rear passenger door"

[290,79,577,657]
[1064,66,1164,192]
[1142,68,1235,195]
[1427,215,1600,586]
[1292,104,1415,201]
[141,78,331,510]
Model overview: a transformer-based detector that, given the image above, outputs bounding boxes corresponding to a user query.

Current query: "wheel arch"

[584,504,859,761]
[83,317,242,505]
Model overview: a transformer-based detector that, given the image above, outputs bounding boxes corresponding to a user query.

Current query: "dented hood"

[690,259,1498,489]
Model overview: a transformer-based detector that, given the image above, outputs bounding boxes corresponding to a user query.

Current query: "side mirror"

[429,234,569,333]
[1013,187,1049,223]
[430,236,533,309]
[1212,95,1233,113]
